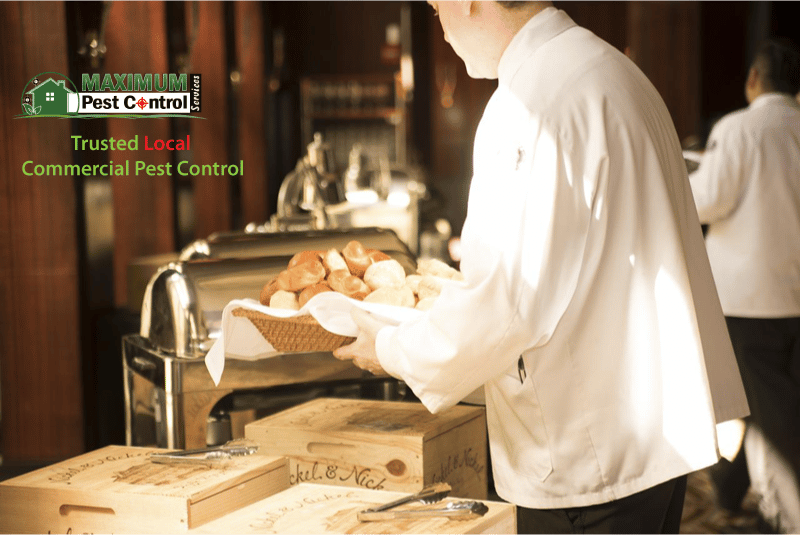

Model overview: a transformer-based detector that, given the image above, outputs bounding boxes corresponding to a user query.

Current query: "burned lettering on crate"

[291,460,386,490]
[113,462,212,486]
[248,490,358,533]
[47,451,147,484]
[431,446,486,484]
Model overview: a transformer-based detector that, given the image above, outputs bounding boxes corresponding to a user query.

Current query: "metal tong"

[148,438,259,466]
[359,500,490,522]
[357,482,452,522]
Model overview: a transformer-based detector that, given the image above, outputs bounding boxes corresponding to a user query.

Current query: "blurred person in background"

[689,38,800,533]
[336,1,749,532]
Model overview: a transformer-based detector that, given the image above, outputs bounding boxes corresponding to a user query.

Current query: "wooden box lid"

[191,483,516,534]
[0,445,289,533]
[246,398,484,441]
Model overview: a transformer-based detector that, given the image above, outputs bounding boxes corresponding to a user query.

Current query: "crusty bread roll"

[259,277,280,306]
[321,248,349,275]
[342,240,373,278]
[417,274,445,301]
[277,259,326,292]
[404,274,422,294]
[298,282,333,307]
[288,250,323,269]
[327,269,370,300]
[367,249,392,263]
[363,285,415,308]
[260,242,447,310]
[417,258,464,281]
[364,259,406,290]
[270,290,300,310]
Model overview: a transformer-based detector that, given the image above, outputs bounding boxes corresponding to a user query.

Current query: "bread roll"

[364,259,406,290]
[298,282,332,307]
[417,274,445,301]
[363,285,415,308]
[259,277,280,306]
[415,296,437,311]
[417,258,464,281]
[288,250,323,269]
[404,274,422,295]
[327,269,370,300]
[277,259,326,292]
[367,249,392,263]
[269,290,300,310]
[321,248,349,275]
[342,240,372,278]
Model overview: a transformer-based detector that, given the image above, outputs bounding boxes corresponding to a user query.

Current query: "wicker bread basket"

[232,308,355,352]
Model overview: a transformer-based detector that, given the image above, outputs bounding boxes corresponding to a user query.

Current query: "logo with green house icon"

[18,70,201,118]
[21,73,78,116]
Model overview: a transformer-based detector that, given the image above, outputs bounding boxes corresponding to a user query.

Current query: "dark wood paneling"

[0,1,84,461]
[277,1,403,77]
[103,1,175,307]
[698,2,751,138]
[558,1,628,52]
[235,2,270,225]
[188,1,231,239]
[627,1,701,142]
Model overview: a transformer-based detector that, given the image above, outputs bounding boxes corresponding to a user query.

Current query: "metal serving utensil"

[358,499,490,522]
[356,482,451,522]
[148,438,259,465]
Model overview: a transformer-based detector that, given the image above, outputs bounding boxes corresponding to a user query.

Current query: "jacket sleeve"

[376,120,595,413]
[689,118,747,224]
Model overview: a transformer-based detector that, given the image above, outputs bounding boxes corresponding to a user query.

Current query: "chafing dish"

[179,227,414,266]
[123,228,414,450]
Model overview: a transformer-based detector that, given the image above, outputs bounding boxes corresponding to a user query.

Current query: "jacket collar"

[497,7,577,86]
[750,92,800,110]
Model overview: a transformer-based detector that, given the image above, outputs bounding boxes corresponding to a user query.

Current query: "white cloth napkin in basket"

[204,291,422,385]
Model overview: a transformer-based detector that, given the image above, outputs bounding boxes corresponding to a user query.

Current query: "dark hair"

[751,38,800,94]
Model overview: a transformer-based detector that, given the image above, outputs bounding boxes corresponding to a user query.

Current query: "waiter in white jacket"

[689,39,800,533]
[335,2,749,532]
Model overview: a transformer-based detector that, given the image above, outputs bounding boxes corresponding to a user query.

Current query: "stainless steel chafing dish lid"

[140,256,291,359]
[179,227,414,265]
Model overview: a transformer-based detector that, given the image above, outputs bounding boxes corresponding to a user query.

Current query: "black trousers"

[726,316,800,450]
[726,316,800,531]
[516,475,688,534]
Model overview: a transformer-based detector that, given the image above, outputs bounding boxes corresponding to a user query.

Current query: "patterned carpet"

[680,468,763,534]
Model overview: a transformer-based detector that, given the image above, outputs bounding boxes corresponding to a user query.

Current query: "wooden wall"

[187,1,233,239]
[627,1,701,144]
[104,2,176,308]
[0,1,85,462]
[235,2,270,226]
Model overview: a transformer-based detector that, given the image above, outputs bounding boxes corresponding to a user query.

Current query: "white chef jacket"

[689,93,800,318]
[376,8,749,509]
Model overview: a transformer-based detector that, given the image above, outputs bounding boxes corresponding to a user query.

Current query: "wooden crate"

[191,483,516,534]
[0,445,289,534]
[245,398,487,498]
